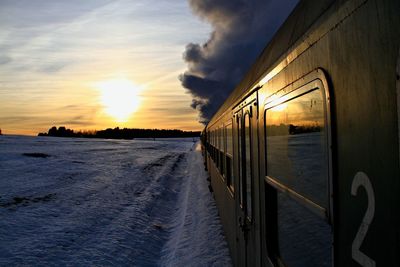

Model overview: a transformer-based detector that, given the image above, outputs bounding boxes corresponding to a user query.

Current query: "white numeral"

[351,172,376,267]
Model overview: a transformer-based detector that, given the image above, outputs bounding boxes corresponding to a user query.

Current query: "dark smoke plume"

[181,0,299,123]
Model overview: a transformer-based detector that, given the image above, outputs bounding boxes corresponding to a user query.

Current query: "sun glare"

[271,102,287,112]
[96,78,143,122]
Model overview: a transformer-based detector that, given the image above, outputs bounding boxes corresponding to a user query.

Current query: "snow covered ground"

[0,135,232,266]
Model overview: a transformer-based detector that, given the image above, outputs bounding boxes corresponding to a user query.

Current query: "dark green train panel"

[202,0,400,266]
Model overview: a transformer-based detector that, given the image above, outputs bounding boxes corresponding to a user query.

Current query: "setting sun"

[96,78,143,123]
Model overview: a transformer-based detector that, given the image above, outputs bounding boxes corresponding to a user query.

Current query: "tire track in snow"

[63,149,191,266]
[0,138,193,266]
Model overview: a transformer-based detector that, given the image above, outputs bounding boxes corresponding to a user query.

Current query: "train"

[201,0,400,266]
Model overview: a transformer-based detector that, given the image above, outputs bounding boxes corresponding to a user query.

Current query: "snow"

[0,135,232,266]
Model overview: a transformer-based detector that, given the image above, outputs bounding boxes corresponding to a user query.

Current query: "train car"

[203,0,400,266]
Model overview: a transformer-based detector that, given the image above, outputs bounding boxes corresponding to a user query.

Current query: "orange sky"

[0,0,211,135]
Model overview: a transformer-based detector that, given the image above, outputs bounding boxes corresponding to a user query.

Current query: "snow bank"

[160,143,232,267]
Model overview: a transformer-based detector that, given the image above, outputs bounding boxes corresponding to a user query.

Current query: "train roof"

[208,0,338,126]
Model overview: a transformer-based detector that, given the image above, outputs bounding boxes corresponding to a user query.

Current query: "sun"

[96,78,143,123]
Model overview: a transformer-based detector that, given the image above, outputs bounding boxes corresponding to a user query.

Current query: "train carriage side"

[204,0,400,266]
[205,112,239,265]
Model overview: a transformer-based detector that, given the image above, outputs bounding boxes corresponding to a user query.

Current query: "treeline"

[266,123,322,136]
[38,126,200,139]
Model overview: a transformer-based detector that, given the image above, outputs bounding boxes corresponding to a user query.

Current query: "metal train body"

[202,0,400,266]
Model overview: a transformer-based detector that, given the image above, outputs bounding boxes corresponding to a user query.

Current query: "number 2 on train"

[351,172,376,267]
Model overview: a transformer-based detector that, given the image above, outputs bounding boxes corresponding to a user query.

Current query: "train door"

[234,95,260,267]
[234,109,246,267]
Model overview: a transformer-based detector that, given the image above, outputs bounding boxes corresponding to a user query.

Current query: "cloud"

[58,116,96,127]
[0,1,109,77]
[181,0,299,123]
[0,56,12,65]
[37,62,70,74]
[0,0,113,29]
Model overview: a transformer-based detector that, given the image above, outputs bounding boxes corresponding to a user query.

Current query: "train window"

[217,127,220,150]
[221,127,223,148]
[215,129,217,163]
[208,131,211,153]
[213,130,215,145]
[266,88,328,209]
[214,129,217,163]
[265,86,332,266]
[220,127,223,149]
[216,128,220,168]
[210,131,212,155]
[208,131,211,154]
[244,113,252,220]
[213,130,216,147]
[226,123,233,156]
[225,122,234,192]
[213,129,215,147]
[219,127,225,176]
[211,130,215,162]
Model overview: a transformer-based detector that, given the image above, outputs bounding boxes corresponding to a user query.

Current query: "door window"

[244,113,253,220]
[225,122,234,192]
[238,115,244,208]
[219,127,225,176]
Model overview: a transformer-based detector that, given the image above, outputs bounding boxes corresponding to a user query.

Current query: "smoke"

[181,0,299,123]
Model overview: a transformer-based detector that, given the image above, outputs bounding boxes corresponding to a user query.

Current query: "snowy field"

[0,135,232,266]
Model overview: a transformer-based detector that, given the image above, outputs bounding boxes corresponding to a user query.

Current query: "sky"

[0,0,299,136]
[0,0,211,135]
